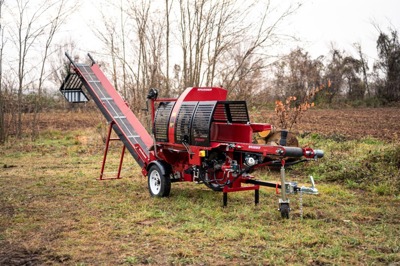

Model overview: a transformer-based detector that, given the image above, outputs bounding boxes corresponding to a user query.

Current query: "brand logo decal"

[248,145,261,149]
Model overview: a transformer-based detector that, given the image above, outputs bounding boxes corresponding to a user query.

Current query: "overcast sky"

[285,0,400,60]
[66,0,399,63]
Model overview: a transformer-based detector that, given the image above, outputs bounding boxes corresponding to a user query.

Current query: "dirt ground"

[33,108,400,140]
[295,107,400,141]
[23,107,400,141]
[250,107,400,141]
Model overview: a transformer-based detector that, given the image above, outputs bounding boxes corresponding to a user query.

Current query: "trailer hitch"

[244,175,318,195]
[245,170,318,219]
[299,176,318,195]
[282,176,318,195]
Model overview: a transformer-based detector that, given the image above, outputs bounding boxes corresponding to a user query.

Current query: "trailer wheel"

[148,165,171,197]
[279,203,290,219]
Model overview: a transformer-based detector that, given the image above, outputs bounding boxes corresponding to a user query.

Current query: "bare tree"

[8,0,48,137]
[270,48,324,100]
[131,0,152,108]
[374,28,400,103]
[6,0,76,138]
[204,0,237,86]
[324,48,345,103]
[342,56,364,101]
[93,0,150,108]
[94,11,120,93]
[119,1,129,100]
[51,40,77,85]
[354,43,370,98]
[165,0,173,95]
[31,0,72,140]
[222,2,301,94]
[322,46,367,103]
[93,0,302,106]
[223,46,265,105]
[176,0,301,98]
[178,0,216,88]
[129,1,168,102]
[0,0,6,144]
[0,76,17,142]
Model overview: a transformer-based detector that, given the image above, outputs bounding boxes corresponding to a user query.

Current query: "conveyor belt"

[62,54,153,167]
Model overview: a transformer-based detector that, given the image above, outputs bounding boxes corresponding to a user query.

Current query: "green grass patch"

[297,134,400,196]
[0,128,399,265]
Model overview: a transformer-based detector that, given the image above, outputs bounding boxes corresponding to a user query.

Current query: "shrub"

[298,135,400,195]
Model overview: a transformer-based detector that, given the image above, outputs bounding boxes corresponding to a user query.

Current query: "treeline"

[0,0,399,144]
[257,30,400,108]
[82,1,400,109]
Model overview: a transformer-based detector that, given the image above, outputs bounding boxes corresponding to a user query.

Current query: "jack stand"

[278,160,290,219]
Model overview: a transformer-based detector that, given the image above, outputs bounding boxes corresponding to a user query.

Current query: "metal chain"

[299,190,303,220]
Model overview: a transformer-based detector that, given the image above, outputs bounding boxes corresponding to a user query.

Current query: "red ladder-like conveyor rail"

[64,53,153,169]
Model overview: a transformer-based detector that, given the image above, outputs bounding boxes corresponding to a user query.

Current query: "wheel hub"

[150,171,161,193]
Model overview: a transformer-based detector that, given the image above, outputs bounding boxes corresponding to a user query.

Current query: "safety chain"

[299,190,303,220]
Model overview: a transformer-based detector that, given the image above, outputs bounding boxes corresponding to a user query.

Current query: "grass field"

[0,110,399,265]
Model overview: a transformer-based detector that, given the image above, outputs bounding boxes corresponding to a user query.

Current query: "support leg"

[223,192,228,207]
[279,160,290,219]
[100,122,114,180]
[116,145,126,179]
[255,189,259,205]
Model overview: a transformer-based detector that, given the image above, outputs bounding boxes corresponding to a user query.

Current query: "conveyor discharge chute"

[61,53,153,168]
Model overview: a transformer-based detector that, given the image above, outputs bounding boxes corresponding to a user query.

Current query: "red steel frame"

[99,121,126,180]
[62,53,322,212]
[90,64,153,151]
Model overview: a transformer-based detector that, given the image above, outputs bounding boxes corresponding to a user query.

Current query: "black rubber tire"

[280,203,290,219]
[147,165,171,197]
